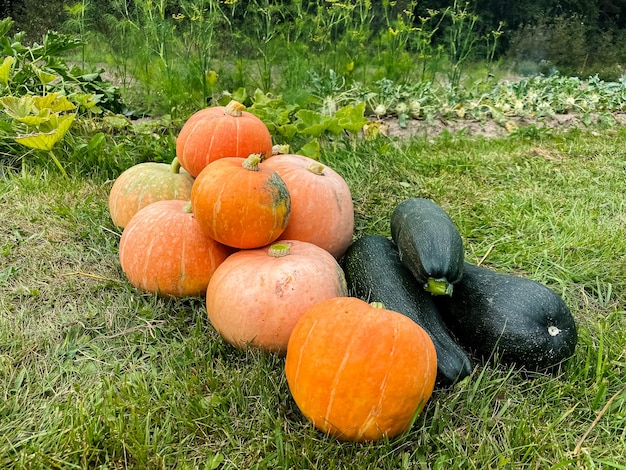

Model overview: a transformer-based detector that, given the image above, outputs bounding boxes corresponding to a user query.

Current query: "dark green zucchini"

[434,262,578,372]
[391,198,464,296]
[343,234,473,385]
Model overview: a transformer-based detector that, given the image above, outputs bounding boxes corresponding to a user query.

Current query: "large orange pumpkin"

[190,154,291,249]
[285,297,437,442]
[206,240,348,354]
[176,100,273,177]
[108,158,194,228]
[118,200,233,297]
[263,154,354,259]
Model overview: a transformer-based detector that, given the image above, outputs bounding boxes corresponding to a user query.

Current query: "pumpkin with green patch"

[190,154,291,249]
[108,158,194,228]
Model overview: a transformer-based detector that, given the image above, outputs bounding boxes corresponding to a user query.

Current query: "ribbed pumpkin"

[285,297,437,442]
[190,154,291,249]
[263,154,354,259]
[176,100,273,177]
[108,158,194,228]
[118,200,233,297]
[206,240,348,355]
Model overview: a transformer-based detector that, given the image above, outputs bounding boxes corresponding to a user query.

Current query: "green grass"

[1,125,626,469]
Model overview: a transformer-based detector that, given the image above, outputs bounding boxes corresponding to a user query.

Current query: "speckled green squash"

[434,262,578,372]
[190,154,291,249]
[109,158,194,228]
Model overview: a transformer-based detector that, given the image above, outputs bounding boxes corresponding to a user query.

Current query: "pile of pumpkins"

[108,100,577,443]
[109,100,436,442]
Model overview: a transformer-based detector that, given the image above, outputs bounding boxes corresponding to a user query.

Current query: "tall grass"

[1,126,625,468]
[66,0,504,116]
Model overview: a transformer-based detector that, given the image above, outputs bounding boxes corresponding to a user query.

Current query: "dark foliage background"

[4,0,626,79]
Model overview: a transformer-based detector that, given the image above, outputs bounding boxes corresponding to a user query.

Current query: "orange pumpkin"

[206,240,348,355]
[190,154,291,249]
[108,158,194,228]
[118,200,233,297]
[263,153,354,258]
[285,297,437,442]
[176,100,273,177]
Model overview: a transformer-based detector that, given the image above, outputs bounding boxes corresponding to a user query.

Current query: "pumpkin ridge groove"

[178,217,187,295]
[356,322,398,440]
[184,119,205,160]
[235,114,240,156]
[142,215,162,291]
[324,321,364,426]
[292,318,320,393]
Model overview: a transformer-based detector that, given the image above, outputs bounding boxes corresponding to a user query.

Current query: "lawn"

[1,122,625,469]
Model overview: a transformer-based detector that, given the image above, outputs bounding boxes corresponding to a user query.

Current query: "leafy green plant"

[0,18,123,113]
[0,17,126,177]
[0,94,76,178]
[211,87,368,158]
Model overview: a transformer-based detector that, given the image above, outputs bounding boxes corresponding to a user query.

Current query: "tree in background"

[2,0,67,42]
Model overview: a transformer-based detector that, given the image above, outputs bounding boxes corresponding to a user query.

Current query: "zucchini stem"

[425,278,453,296]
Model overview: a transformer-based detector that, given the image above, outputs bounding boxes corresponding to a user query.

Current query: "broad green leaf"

[0,95,35,119]
[250,89,283,107]
[325,116,343,135]
[33,93,75,113]
[38,112,75,134]
[42,30,84,56]
[275,123,298,141]
[72,93,100,111]
[230,87,248,105]
[102,114,130,129]
[0,56,14,86]
[297,139,321,159]
[50,95,76,113]
[15,113,75,151]
[32,65,57,85]
[294,109,339,136]
[335,102,369,134]
[16,108,51,126]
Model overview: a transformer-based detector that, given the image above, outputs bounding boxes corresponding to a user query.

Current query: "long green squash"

[343,234,473,385]
[391,198,464,296]
[435,262,578,372]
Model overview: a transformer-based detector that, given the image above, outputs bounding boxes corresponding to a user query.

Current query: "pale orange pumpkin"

[108,158,194,228]
[206,240,348,354]
[263,154,354,259]
[118,200,233,297]
[285,297,437,442]
[190,154,291,249]
[176,100,273,177]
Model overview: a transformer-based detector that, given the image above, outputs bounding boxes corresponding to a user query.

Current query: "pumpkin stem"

[272,144,290,155]
[171,157,182,174]
[370,301,386,309]
[242,153,263,171]
[182,200,193,213]
[425,278,453,296]
[224,100,245,117]
[306,162,325,176]
[268,242,291,257]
